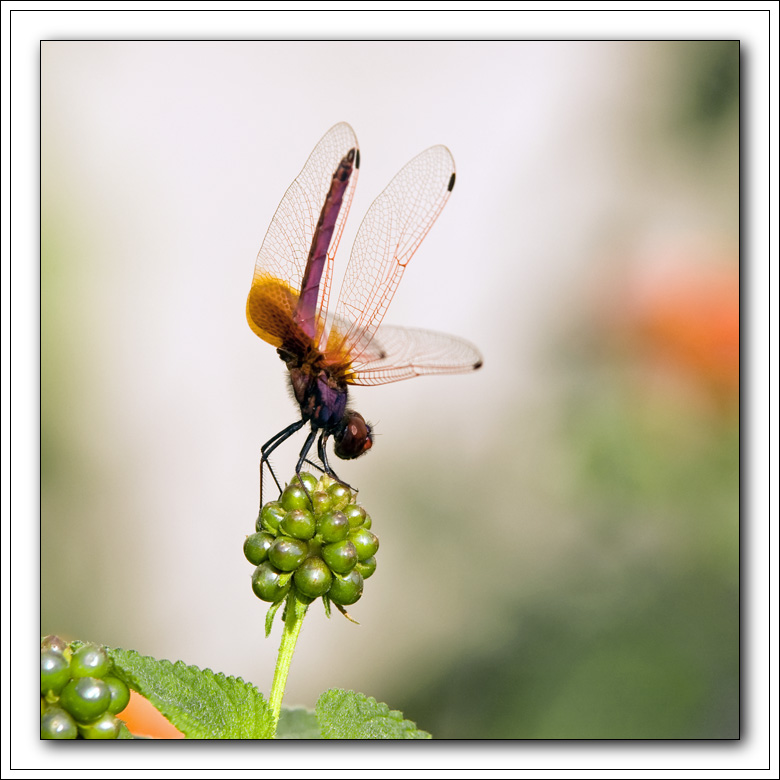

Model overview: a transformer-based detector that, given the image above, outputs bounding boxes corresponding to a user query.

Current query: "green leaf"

[316,689,431,739]
[107,647,275,739]
[265,598,285,638]
[276,706,322,739]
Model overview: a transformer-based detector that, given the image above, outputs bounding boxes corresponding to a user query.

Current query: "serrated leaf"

[107,647,275,739]
[276,706,322,739]
[316,689,431,739]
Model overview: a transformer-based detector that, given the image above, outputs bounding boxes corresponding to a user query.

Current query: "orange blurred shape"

[626,253,739,400]
[120,690,185,739]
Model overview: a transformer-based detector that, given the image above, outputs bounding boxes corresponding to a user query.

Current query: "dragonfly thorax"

[286,365,373,461]
[288,365,348,429]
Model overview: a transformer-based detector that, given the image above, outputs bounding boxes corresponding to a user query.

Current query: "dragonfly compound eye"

[333,411,373,460]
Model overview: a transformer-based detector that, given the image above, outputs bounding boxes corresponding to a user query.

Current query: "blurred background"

[41,41,738,739]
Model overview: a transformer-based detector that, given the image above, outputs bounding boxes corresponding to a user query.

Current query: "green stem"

[269,592,309,731]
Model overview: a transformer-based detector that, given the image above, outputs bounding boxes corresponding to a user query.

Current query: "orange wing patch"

[247,277,303,349]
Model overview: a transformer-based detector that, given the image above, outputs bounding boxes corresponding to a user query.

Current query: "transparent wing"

[247,122,359,348]
[324,144,456,362]
[346,323,483,386]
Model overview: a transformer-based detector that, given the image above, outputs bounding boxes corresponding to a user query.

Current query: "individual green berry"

[41,706,78,739]
[348,527,379,560]
[281,483,310,512]
[328,569,364,605]
[293,557,333,599]
[343,503,367,528]
[258,501,286,533]
[78,711,121,739]
[244,531,274,565]
[321,539,358,575]
[310,490,332,516]
[40,635,68,655]
[305,536,323,558]
[292,471,318,494]
[361,513,372,530]
[326,482,352,511]
[268,536,308,572]
[355,555,377,579]
[40,648,71,696]
[316,510,349,543]
[280,508,316,541]
[69,643,110,679]
[251,562,292,603]
[59,677,111,723]
[104,676,131,715]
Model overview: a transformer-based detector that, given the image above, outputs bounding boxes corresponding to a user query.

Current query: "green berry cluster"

[40,636,130,739]
[245,473,379,608]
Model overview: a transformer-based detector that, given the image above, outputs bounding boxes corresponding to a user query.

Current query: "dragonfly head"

[333,410,373,460]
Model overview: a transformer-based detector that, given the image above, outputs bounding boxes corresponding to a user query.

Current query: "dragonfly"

[247,122,482,506]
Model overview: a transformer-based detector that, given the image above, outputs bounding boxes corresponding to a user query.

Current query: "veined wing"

[323,144,456,362]
[247,122,359,350]
[346,323,483,386]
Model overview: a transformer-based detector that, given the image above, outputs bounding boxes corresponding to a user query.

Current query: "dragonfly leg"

[294,426,320,505]
[303,457,325,473]
[259,418,306,508]
[317,431,358,494]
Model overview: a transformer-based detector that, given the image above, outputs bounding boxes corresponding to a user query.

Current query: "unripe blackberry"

[59,677,111,723]
[248,473,378,613]
[258,501,285,533]
[251,562,292,603]
[78,711,121,739]
[293,557,333,599]
[348,527,379,560]
[355,555,377,579]
[41,649,70,696]
[321,539,358,575]
[244,531,274,565]
[280,508,316,540]
[41,706,78,739]
[69,643,110,679]
[329,569,364,606]
[268,536,309,571]
[40,636,130,739]
[104,676,131,715]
